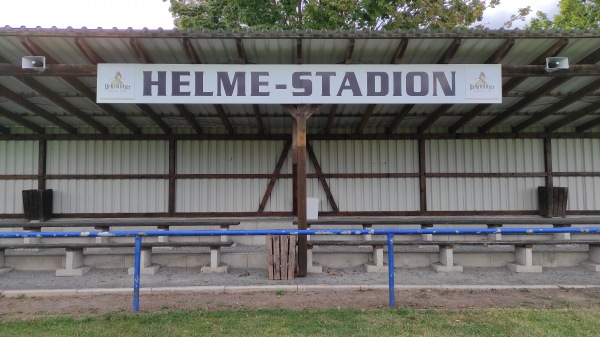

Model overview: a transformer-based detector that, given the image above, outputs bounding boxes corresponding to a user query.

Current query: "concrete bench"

[0,219,239,244]
[305,239,600,274]
[0,241,234,277]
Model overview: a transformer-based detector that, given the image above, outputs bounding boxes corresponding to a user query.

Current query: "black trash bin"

[538,186,568,218]
[22,189,53,221]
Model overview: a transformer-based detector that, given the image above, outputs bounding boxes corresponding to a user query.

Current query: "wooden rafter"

[479,77,570,133]
[576,115,600,133]
[296,38,303,64]
[546,100,600,132]
[137,104,172,134]
[390,38,408,64]
[235,38,247,62]
[386,104,415,134]
[258,140,292,213]
[513,78,600,133]
[325,104,338,134]
[345,38,355,64]
[74,37,104,64]
[19,77,109,134]
[306,141,339,212]
[0,105,45,134]
[485,38,515,64]
[62,77,141,134]
[0,83,77,134]
[437,38,461,64]
[213,104,234,134]
[129,38,153,63]
[356,104,376,134]
[417,105,452,133]
[235,37,261,133]
[182,37,200,64]
[175,104,203,134]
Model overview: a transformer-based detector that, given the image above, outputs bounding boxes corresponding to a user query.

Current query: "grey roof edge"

[2,26,600,39]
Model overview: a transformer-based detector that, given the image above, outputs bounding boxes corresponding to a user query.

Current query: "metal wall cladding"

[553,139,600,211]
[47,140,168,174]
[0,141,38,175]
[552,139,600,172]
[427,139,544,173]
[176,179,273,212]
[0,180,37,214]
[46,179,168,213]
[427,177,544,211]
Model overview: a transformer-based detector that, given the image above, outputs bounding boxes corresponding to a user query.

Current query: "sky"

[0,0,560,30]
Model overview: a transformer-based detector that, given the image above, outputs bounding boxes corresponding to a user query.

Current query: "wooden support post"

[285,105,317,277]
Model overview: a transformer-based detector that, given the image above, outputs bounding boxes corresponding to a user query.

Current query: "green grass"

[1,307,599,337]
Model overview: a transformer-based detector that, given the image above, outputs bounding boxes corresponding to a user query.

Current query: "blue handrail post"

[133,235,142,313]
[387,233,395,308]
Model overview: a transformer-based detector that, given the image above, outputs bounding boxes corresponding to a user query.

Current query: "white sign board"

[96,64,502,104]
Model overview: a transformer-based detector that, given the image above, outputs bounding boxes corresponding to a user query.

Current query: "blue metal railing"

[2,226,600,312]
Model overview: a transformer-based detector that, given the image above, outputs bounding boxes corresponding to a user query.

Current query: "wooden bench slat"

[0,241,234,250]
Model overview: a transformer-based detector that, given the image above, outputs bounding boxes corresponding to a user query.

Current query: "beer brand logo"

[469,72,495,92]
[104,71,132,92]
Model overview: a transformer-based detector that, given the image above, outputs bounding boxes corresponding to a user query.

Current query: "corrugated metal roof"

[1,27,600,137]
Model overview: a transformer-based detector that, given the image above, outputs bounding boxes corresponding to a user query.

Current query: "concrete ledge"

[308,263,323,274]
[0,267,13,275]
[364,262,387,273]
[128,264,160,275]
[506,263,543,273]
[431,262,463,273]
[201,263,229,273]
[150,286,225,294]
[581,261,600,272]
[56,266,93,276]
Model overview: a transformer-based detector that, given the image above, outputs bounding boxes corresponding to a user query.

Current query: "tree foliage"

[528,0,600,30]
[164,0,501,30]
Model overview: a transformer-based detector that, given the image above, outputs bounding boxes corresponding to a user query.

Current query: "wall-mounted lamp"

[546,57,569,72]
[21,56,46,72]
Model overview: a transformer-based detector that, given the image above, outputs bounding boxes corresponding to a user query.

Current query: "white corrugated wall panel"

[0,180,37,214]
[427,139,543,173]
[553,139,600,172]
[554,177,600,211]
[309,140,418,174]
[46,179,168,213]
[329,178,420,212]
[0,141,38,174]
[177,141,287,174]
[176,179,270,212]
[427,177,544,211]
[47,141,168,174]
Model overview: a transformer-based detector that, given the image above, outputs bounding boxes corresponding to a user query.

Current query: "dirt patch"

[1,288,599,321]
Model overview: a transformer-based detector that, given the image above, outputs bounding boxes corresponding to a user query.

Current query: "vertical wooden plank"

[266,235,274,280]
[281,236,289,279]
[168,139,176,216]
[273,236,281,280]
[288,235,296,279]
[38,139,47,190]
[419,139,427,214]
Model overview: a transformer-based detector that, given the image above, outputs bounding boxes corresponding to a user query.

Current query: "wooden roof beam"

[62,77,141,134]
[252,104,265,134]
[182,37,200,64]
[546,100,600,132]
[175,104,202,134]
[390,38,408,64]
[418,105,452,133]
[0,106,44,134]
[236,38,247,63]
[576,115,600,133]
[325,104,338,134]
[129,38,153,63]
[137,104,172,134]
[386,104,414,134]
[0,83,77,134]
[74,37,104,64]
[513,78,600,133]
[345,38,355,64]
[485,38,515,64]
[19,77,108,134]
[214,104,234,134]
[356,104,376,134]
[296,38,303,64]
[479,77,570,133]
[437,38,461,64]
